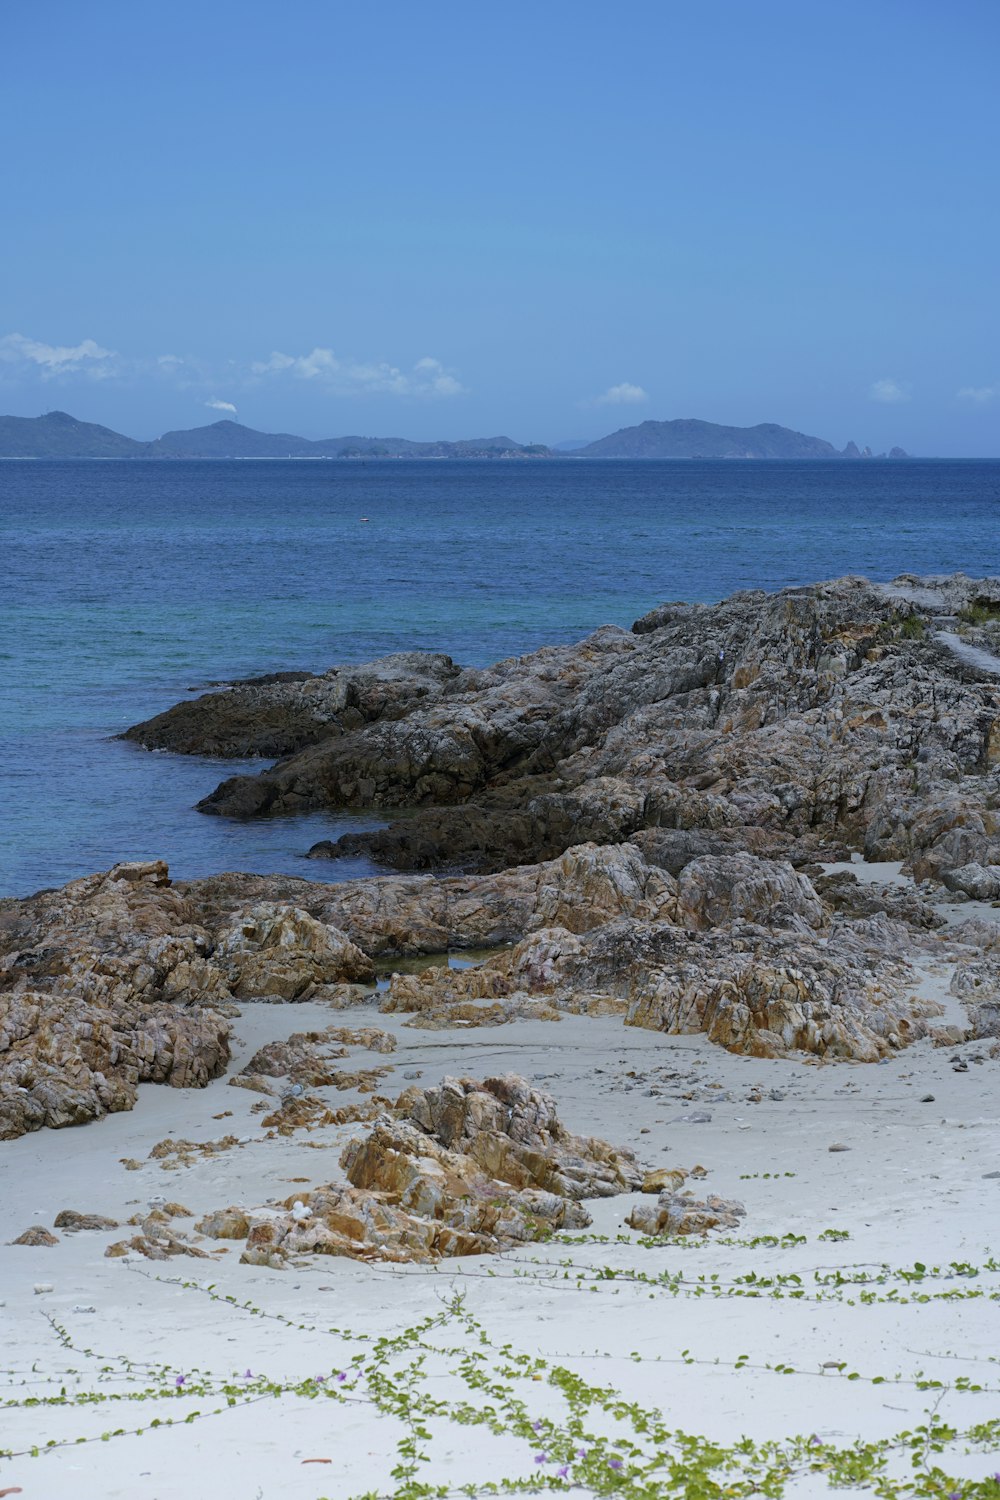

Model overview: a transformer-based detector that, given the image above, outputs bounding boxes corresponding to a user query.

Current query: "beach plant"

[3,1266,1000,1500]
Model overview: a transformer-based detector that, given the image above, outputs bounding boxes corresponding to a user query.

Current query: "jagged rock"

[214,904,374,997]
[260,1096,383,1135]
[193,1075,640,1266]
[236,1025,395,1091]
[388,1074,641,1200]
[390,905,932,1060]
[626,1192,746,1235]
[11,1226,59,1246]
[105,1233,210,1261]
[0,986,230,1141]
[813,871,944,928]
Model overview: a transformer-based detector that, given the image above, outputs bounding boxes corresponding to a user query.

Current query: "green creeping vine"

[1,1274,1000,1500]
[386,1254,1000,1309]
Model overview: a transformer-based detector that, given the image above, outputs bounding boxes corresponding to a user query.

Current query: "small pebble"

[920,1095,935,1103]
[33,1284,54,1295]
[402,1070,422,1080]
[828,1143,850,1153]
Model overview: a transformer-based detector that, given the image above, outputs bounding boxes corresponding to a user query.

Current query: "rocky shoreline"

[2,574,1000,1258]
[4,574,1000,1494]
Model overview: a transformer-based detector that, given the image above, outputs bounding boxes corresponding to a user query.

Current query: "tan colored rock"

[193,1075,639,1267]
[11,1226,59,1246]
[640,1167,688,1194]
[391,1074,641,1200]
[214,904,374,998]
[196,1208,250,1239]
[627,1192,746,1236]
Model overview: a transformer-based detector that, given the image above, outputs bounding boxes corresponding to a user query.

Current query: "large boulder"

[213,904,374,997]
[676,855,823,931]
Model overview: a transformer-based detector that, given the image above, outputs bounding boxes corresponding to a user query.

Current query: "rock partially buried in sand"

[11,1226,58,1246]
[53,1210,119,1231]
[627,1193,746,1236]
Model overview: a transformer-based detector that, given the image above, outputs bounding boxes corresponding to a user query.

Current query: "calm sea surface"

[2,457,998,897]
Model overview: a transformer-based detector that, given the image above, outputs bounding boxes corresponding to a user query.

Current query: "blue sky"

[1,0,998,453]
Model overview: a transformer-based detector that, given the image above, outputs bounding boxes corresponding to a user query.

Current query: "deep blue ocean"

[3,457,999,898]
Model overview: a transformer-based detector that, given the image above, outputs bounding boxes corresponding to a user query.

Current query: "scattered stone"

[828,1143,851,1152]
[53,1210,119,1231]
[627,1193,746,1236]
[641,1167,689,1194]
[11,1226,58,1246]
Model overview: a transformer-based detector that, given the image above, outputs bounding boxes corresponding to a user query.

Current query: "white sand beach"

[2,865,998,1500]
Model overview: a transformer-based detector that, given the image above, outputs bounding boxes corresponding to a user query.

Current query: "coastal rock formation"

[122,652,461,758]
[0,861,371,1140]
[213,904,374,998]
[197,1074,641,1266]
[375,899,936,1060]
[127,575,1000,893]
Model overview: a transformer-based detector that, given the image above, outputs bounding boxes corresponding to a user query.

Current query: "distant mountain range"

[0,409,908,460]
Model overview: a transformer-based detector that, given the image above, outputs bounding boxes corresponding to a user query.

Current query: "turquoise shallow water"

[2,457,998,897]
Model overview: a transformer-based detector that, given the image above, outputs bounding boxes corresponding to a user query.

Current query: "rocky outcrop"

[124,575,1000,889]
[374,892,939,1059]
[121,652,462,757]
[0,985,230,1140]
[197,1074,641,1266]
[214,904,373,997]
[0,862,376,1140]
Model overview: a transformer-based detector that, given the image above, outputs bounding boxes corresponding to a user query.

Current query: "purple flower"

[948,1493,962,1500]
[609,1458,624,1471]
[243,1368,253,1379]
[534,1453,547,1465]
[532,1419,543,1432]
[336,1371,348,1383]
[175,1375,186,1388]
[576,1448,587,1459]
[557,1466,569,1479]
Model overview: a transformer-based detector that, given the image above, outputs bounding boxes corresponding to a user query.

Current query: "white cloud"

[250,348,465,397]
[868,377,911,404]
[205,398,238,414]
[956,385,998,405]
[588,382,649,407]
[0,331,117,379]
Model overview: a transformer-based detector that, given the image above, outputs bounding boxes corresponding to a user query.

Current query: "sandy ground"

[2,868,999,1499]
